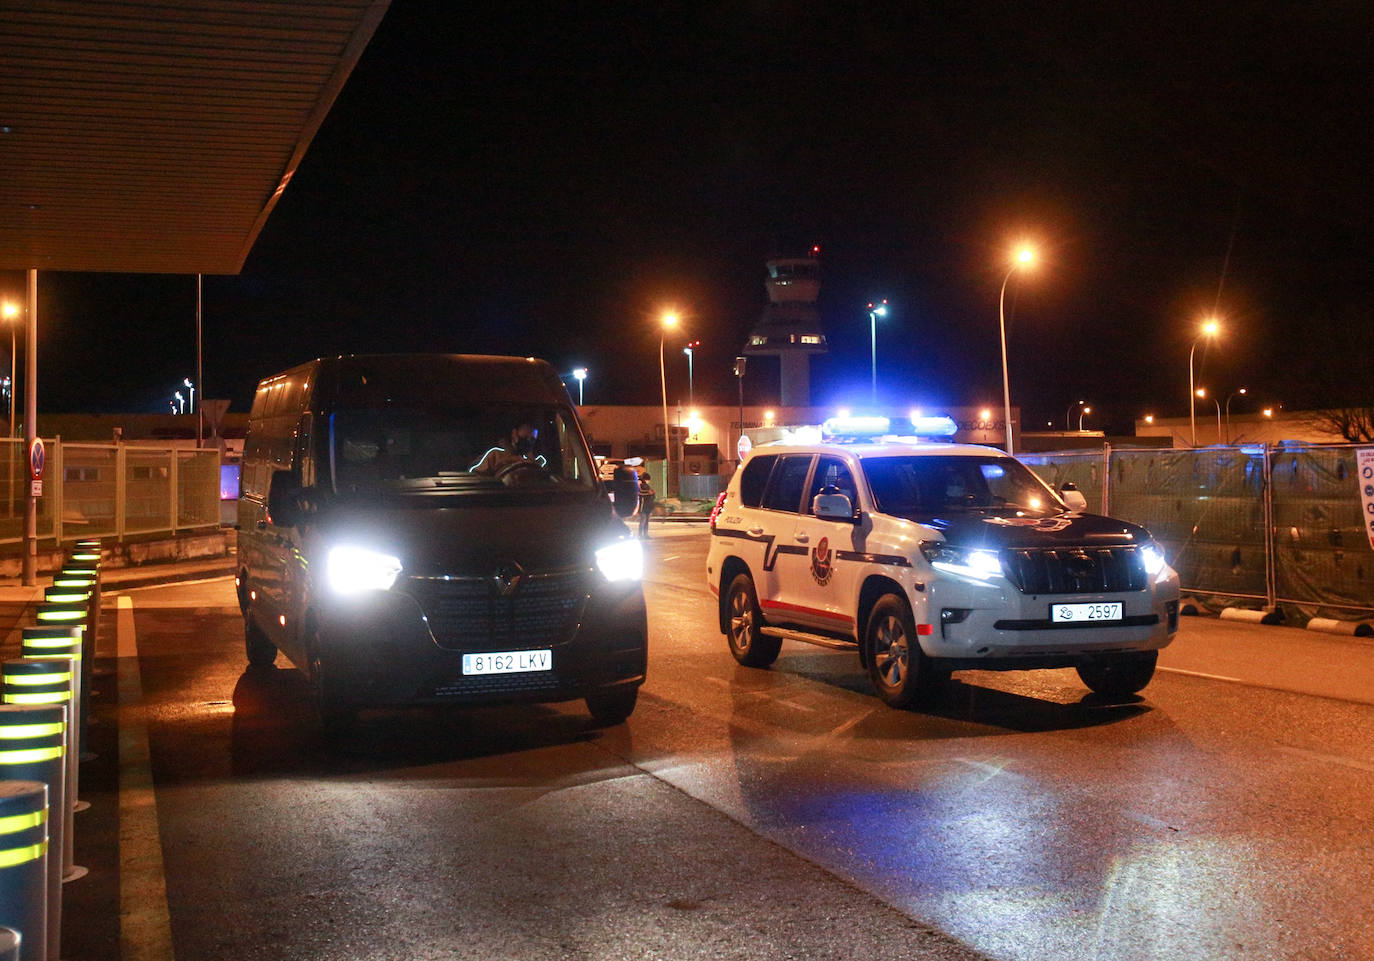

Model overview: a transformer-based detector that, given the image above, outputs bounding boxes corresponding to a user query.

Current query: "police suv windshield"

[861,454,1064,518]
[328,404,597,495]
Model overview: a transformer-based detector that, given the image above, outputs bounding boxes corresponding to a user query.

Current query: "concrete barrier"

[1219,607,1283,625]
[1304,617,1374,637]
[0,781,47,961]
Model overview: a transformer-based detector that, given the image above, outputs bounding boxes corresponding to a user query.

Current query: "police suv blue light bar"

[908,415,958,437]
[821,415,890,439]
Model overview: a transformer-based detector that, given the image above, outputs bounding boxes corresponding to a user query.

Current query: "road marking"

[1157,666,1244,684]
[116,594,176,961]
[1276,744,1374,774]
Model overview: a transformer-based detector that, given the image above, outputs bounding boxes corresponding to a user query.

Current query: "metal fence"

[1021,444,1374,619]
[0,438,221,546]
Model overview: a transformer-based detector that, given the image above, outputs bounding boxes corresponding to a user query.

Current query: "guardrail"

[0,438,220,546]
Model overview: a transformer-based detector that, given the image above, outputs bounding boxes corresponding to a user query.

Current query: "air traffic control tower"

[743,253,828,407]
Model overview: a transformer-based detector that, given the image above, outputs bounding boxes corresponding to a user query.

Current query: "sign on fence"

[1358,448,1374,550]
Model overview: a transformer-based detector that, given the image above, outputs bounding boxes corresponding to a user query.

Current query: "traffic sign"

[28,438,44,480]
[1359,449,1374,550]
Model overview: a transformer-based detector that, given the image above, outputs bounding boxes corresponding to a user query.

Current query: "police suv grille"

[403,570,592,651]
[1002,547,1147,595]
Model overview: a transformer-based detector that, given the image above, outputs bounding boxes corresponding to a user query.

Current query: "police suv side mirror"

[1058,483,1088,512]
[813,490,858,523]
[267,470,303,527]
[610,466,638,519]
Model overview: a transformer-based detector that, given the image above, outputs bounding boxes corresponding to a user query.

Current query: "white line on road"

[116,594,176,961]
[1157,666,1244,684]
[112,573,235,593]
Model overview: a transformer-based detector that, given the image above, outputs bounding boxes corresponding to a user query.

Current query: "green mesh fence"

[1028,443,1374,617]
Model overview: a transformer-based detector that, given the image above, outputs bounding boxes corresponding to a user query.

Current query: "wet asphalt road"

[114,527,1373,960]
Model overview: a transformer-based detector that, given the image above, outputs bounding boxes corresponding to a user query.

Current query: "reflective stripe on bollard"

[0,782,47,961]
[0,660,83,883]
[0,705,66,961]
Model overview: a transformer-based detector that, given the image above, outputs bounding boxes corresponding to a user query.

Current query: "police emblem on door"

[811,537,834,586]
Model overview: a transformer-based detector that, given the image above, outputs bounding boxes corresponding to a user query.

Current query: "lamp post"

[866,301,887,404]
[1188,318,1220,447]
[572,367,587,405]
[183,378,194,415]
[1224,387,1247,444]
[1078,405,1092,431]
[998,246,1035,453]
[1065,399,1084,431]
[683,341,699,408]
[1196,388,1221,445]
[659,312,678,482]
[733,356,746,466]
[2,301,18,439]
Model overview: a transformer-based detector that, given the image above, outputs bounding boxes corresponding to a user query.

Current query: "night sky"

[7,1,1374,435]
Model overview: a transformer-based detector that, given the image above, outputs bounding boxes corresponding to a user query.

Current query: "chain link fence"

[0,439,221,546]
[1022,444,1374,620]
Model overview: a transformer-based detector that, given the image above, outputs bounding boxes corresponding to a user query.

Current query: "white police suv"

[705,417,1180,707]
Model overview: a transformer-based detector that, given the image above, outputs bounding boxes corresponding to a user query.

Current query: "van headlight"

[326,546,402,594]
[1140,542,1169,578]
[920,542,1004,580]
[595,539,643,582]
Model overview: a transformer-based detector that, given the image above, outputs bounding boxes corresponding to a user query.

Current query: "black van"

[236,354,647,728]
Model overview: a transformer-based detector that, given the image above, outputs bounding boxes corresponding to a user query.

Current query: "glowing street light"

[1078,405,1093,431]
[1065,399,1085,431]
[572,367,587,405]
[998,245,1036,453]
[1196,387,1221,444]
[682,340,700,408]
[1188,317,1220,447]
[183,377,194,415]
[1225,387,1247,444]
[866,301,888,403]
[174,390,185,414]
[659,312,679,475]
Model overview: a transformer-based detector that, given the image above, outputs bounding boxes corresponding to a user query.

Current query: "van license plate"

[462,650,553,675]
[1051,602,1123,623]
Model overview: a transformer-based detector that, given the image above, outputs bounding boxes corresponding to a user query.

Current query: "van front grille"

[403,570,592,651]
[1002,547,1147,595]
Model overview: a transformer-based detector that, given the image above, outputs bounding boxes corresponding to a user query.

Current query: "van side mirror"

[813,489,857,523]
[610,466,638,519]
[1059,482,1088,512]
[267,470,303,527]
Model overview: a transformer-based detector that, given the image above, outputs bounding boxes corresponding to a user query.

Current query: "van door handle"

[794,532,809,544]
[748,526,765,537]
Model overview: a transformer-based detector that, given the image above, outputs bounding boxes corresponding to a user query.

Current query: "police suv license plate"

[1051,602,1123,623]
[462,650,553,676]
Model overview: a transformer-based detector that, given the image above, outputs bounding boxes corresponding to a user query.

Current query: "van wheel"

[865,594,935,709]
[1077,651,1158,697]
[586,688,638,726]
[244,615,277,667]
[310,652,355,734]
[725,573,781,667]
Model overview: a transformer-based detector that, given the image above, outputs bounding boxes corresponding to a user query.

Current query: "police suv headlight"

[326,546,402,594]
[1140,542,1169,578]
[920,542,1004,580]
[596,539,643,582]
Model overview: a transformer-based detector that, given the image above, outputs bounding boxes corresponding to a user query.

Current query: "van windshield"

[862,454,1064,518]
[327,405,598,495]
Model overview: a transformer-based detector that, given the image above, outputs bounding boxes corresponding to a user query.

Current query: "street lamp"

[1078,405,1092,431]
[683,341,699,408]
[174,390,185,414]
[998,246,1035,453]
[1065,399,1085,431]
[866,301,888,404]
[572,367,587,405]
[1225,387,1247,444]
[183,377,194,415]
[1,301,18,439]
[659,311,678,478]
[1196,388,1221,444]
[1188,318,1220,447]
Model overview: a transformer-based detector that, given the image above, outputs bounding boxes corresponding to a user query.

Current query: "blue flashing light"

[909,415,958,438]
[822,415,890,439]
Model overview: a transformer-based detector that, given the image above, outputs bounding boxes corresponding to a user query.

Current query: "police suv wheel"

[725,573,782,667]
[1076,650,1158,698]
[244,615,277,668]
[865,594,934,709]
